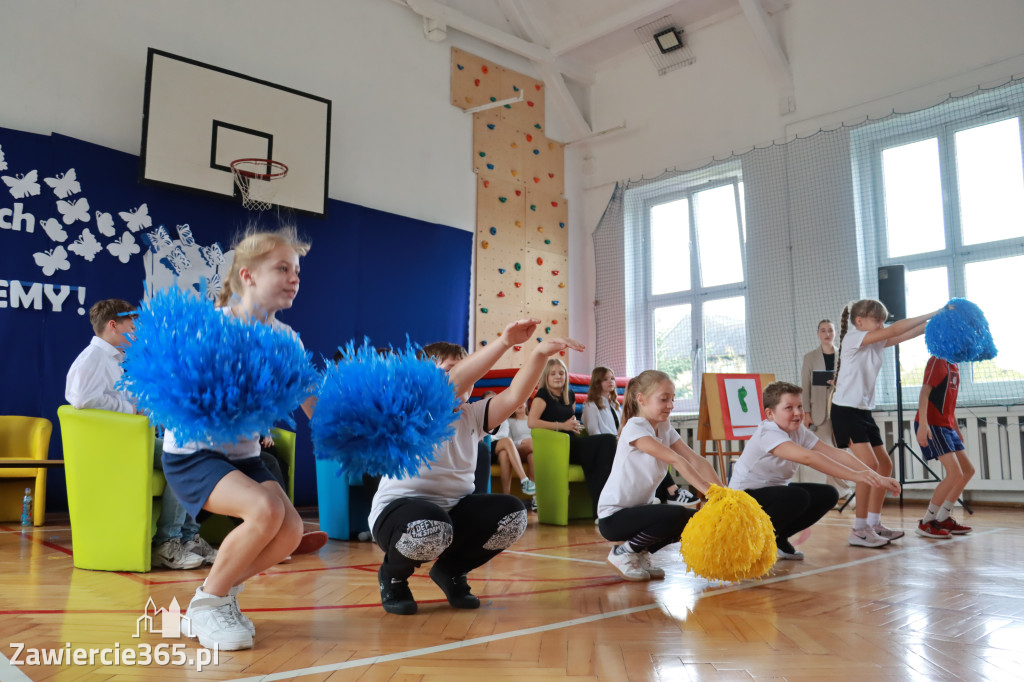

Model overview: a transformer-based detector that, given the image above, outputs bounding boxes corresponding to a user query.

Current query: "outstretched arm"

[446,318,540,398]
[629,436,723,495]
[774,441,901,494]
[861,306,945,346]
[489,338,585,428]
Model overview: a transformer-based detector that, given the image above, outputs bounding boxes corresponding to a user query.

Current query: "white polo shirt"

[729,420,819,490]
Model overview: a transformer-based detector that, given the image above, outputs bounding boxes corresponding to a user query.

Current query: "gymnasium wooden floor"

[1,504,1023,681]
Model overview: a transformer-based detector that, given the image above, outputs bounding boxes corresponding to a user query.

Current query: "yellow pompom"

[679,484,777,582]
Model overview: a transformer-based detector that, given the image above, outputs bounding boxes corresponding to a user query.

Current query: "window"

[866,112,1024,402]
[627,170,747,413]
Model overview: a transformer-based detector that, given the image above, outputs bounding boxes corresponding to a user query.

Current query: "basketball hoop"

[231,158,288,211]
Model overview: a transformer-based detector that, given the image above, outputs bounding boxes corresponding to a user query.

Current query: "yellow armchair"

[0,415,53,526]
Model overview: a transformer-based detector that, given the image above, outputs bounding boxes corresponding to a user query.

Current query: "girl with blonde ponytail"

[597,370,723,581]
[831,298,948,548]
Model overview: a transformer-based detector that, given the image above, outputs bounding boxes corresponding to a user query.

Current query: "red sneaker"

[294,530,329,555]
[915,520,951,539]
[936,517,972,534]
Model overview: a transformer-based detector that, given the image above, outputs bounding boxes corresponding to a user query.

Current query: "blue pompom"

[311,340,460,478]
[120,286,319,445]
[925,298,997,363]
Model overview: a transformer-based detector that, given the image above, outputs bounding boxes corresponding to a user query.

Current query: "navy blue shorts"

[916,423,965,461]
[160,449,277,520]
[831,404,883,448]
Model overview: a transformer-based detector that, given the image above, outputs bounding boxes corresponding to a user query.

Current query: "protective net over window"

[594,77,1024,415]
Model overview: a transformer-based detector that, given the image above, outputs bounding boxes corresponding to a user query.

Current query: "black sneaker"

[429,565,481,609]
[378,568,418,615]
[666,489,700,508]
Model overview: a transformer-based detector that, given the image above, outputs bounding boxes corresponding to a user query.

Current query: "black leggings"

[744,483,838,544]
[598,504,695,554]
[372,494,527,581]
[568,433,617,514]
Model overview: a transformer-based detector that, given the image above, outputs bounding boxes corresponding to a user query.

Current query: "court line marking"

[503,549,607,565]
[228,528,1001,682]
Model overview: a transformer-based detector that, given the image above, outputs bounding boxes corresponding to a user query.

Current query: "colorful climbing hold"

[514,263,522,271]
[530,204,537,211]
[457,64,464,70]
[514,282,522,288]
[545,326,551,334]
[551,270,559,276]
[489,227,497,235]
[513,345,522,351]
[489,96,496,102]
[482,65,489,74]
[514,220,522,227]
[486,163,494,170]
[537,287,544,293]
[551,320,558,324]
[481,241,489,249]
[544,239,551,245]
[536,257,544,265]
[558,282,566,288]
[481,340,488,345]
[510,170,519,177]
[551,201,559,207]
[533,177,540,184]
[537,226,544,233]
[498,268,506,274]
[510,142,518,148]
[497,291,506,298]
[483,180,490,188]
[526,134,533,142]
[532,149,540,155]
[474,78,480,86]
[515,189,522,196]
[499,196,507,203]
[513,85,520,91]
[552,300,559,306]
[487,124,495,130]
[534,123,542,129]
[559,222,565,228]
[479,151,486,157]
[549,173,555,179]
[481,307,489,313]
[535,84,542,90]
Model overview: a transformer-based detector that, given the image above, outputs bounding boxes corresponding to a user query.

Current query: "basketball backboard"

[140,48,331,216]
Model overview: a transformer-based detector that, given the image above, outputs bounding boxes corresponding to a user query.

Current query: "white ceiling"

[392,0,790,141]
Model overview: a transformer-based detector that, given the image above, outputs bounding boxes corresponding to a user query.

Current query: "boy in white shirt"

[65,299,213,570]
[729,381,901,560]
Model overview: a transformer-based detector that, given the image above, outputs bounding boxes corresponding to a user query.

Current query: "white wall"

[0,0,553,232]
[576,0,1024,377]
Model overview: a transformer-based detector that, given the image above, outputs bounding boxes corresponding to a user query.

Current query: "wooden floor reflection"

[1,504,1022,681]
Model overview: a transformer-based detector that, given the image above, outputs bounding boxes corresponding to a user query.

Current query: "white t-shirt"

[832,328,885,410]
[163,309,299,460]
[369,398,493,530]
[729,420,820,490]
[493,416,530,446]
[581,400,620,436]
[597,417,680,519]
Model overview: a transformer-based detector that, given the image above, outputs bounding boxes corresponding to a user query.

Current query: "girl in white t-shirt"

[597,370,723,582]
[483,394,536,496]
[832,298,945,548]
[729,381,901,560]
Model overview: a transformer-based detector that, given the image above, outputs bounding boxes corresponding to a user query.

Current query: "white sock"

[923,502,940,523]
[937,500,955,522]
[853,517,868,530]
[866,512,881,527]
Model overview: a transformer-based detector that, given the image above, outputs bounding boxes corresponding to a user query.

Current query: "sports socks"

[922,502,940,523]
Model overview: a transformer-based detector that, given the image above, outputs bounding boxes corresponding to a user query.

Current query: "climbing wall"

[452,47,568,368]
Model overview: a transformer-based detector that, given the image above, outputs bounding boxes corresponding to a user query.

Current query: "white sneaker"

[184,533,218,564]
[183,587,253,650]
[152,538,204,570]
[635,551,665,579]
[848,527,889,548]
[607,547,650,581]
[871,523,905,541]
[229,584,255,636]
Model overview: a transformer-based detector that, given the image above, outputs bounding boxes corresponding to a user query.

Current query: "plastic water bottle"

[20,488,32,527]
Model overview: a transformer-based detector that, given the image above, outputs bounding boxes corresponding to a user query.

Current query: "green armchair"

[58,405,295,572]
[531,428,593,526]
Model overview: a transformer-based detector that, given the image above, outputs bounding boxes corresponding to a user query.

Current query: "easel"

[697,373,776,481]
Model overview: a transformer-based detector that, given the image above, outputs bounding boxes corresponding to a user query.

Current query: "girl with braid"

[597,370,723,581]
[831,298,946,547]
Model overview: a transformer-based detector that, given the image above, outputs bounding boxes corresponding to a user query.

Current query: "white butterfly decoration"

[144,225,173,252]
[95,211,116,237]
[57,197,90,225]
[193,274,223,301]
[40,217,68,243]
[2,170,41,199]
[119,203,152,232]
[68,228,102,261]
[43,169,81,199]
[33,246,71,276]
[0,144,7,172]
[160,245,192,275]
[177,224,195,246]
[199,242,225,268]
[107,231,141,264]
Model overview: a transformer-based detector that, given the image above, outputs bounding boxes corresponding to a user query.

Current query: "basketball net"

[231,159,288,212]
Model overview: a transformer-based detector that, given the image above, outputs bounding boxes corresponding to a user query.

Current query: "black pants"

[568,433,617,515]
[598,504,695,554]
[372,494,527,581]
[745,483,838,544]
